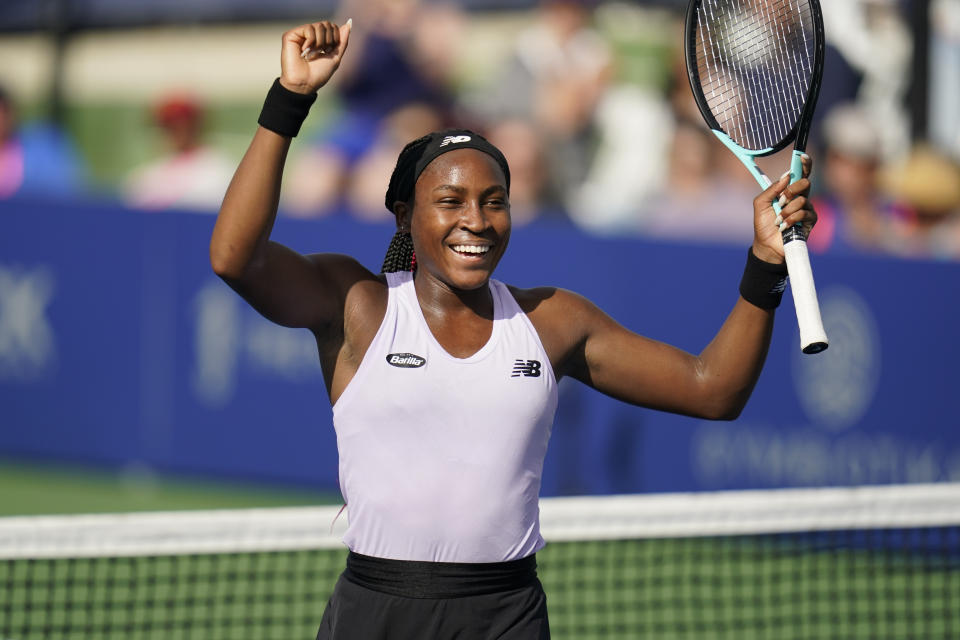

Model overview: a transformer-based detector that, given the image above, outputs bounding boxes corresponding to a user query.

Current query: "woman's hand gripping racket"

[684,0,828,354]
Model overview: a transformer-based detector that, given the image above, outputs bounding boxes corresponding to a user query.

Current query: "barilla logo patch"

[387,353,426,368]
[440,135,471,147]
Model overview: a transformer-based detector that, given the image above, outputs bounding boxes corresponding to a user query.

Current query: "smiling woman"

[209,17,819,640]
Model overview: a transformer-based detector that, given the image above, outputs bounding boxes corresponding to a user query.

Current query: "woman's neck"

[413,271,494,322]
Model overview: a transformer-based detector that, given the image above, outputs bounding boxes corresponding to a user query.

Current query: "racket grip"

[782,233,828,354]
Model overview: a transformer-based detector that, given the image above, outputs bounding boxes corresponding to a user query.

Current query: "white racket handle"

[783,236,828,354]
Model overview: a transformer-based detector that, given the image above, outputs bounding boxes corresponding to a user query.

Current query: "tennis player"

[210,19,816,640]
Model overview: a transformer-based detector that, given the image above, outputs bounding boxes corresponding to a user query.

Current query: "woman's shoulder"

[506,284,594,316]
[504,284,605,374]
[505,284,603,343]
[306,252,388,314]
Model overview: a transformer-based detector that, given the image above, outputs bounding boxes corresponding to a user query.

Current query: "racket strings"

[694,0,815,151]
[756,1,801,144]
[763,1,811,132]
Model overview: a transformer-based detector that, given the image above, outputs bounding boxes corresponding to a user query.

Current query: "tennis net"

[2,483,958,639]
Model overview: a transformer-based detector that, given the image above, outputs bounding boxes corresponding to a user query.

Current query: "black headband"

[384,129,511,214]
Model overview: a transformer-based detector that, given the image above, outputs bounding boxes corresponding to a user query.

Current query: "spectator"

[620,50,757,242]
[808,103,908,255]
[123,93,234,212]
[283,0,460,217]
[881,144,960,259]
[474,0,613,216]
[486,118,551,226]
[342,102,444,220]
[930,0,960,158]
[819,0,912,162]
[639,116,758,244]
[0,85,87,200]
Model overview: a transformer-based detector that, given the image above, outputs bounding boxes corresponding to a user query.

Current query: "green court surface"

[0,459,340,516]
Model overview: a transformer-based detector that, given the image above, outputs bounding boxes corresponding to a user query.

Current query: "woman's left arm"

[537,157,816,420]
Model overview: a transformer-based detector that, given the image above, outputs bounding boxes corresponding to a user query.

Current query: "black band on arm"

[739,248,789,309]
[257,78,317,138]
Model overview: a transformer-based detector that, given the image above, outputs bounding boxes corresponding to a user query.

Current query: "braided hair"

[381,229,417,274]
[381,135,433,274]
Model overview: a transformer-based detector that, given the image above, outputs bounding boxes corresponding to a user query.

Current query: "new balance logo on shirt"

[511,359,541,378]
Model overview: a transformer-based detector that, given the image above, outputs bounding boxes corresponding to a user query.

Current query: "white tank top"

[332,271,558,563]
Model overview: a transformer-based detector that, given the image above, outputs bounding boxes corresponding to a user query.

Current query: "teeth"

[452,245,490,255]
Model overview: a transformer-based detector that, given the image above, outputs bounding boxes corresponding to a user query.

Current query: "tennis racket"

[684,0,828,354]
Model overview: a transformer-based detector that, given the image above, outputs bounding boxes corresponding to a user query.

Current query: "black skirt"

[316,551,550,640]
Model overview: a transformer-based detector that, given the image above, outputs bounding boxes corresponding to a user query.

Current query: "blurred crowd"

[2,0,960,260]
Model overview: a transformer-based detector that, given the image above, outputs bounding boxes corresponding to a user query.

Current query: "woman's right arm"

[210,20,355,330]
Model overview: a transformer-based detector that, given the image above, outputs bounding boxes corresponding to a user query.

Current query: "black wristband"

[257,78,317,138]
[739,248,788,309]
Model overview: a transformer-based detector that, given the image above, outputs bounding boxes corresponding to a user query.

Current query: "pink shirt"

[332,271,558,562]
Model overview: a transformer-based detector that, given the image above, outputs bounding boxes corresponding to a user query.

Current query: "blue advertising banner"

[1,199,957,496]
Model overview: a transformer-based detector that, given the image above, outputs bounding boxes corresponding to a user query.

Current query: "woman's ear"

[393,201,411,232]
